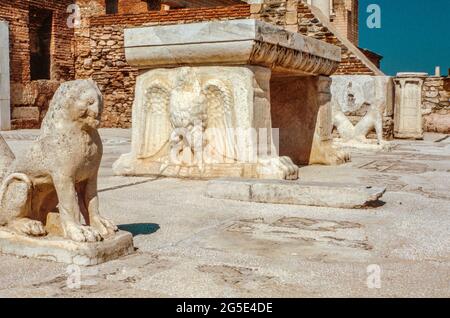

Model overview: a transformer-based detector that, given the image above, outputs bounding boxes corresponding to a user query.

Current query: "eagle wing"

[202,80,236,163]
[138,80,172,160]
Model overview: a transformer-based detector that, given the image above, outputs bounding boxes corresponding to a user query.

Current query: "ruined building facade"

[0,0,448,132]
[0,0,75,128]
[330,0,358,46]
[0,0,378,128]
[72,0,387,128]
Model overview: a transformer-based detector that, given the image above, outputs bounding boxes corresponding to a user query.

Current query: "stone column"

[309,76,350,165]
[249,66,274,157]
[316,76,333,142]
[394,72,427,139]
[434,66,441,77]
[0,21,10,130]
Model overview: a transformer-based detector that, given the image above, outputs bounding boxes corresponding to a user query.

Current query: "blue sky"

[359,0,450,76]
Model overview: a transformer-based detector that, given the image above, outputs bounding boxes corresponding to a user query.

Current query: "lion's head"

[42,79,103,132]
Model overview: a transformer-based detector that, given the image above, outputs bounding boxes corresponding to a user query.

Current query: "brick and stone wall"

[298,1,376,75]
[331,0,358,46]
[250,0,379,75]
[79,0,246,15]
[0,0,75,128]
[249,0,301,33]
[422,76,450,133]
[360,48,383,69]
[117,0,149,14]
[3,0,383,130]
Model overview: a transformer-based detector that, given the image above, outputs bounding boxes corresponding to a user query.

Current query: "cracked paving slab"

[0,129,448,297]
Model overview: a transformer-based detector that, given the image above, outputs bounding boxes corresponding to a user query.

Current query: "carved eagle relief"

[138,68,236,167]
[139,80,171,159]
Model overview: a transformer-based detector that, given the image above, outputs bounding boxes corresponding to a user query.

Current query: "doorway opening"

[29,6,52,80]
[106,0,119,14]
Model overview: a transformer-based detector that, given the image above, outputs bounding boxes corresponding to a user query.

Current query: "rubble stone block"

[206,178,386,209]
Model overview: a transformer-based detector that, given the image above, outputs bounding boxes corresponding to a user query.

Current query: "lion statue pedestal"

[0,80,134,266]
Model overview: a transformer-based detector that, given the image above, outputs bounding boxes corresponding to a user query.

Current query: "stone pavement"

[0,129,448,297]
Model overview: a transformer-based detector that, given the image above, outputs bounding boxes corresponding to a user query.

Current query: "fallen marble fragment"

[206,178,386,209]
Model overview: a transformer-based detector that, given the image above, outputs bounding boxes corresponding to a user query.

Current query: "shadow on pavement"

[118,223,160,237]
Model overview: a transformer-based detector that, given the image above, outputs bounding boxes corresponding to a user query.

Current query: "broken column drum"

[113,19,342,180]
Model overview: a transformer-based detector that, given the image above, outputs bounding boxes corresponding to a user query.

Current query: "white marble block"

[114,66,298,179]
[394,73,427,139]
[114,19,342,179]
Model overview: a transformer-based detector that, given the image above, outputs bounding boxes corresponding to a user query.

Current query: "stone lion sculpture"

[331,76,391,146]
[0,79,118,242]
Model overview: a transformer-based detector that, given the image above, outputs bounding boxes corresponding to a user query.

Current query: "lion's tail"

[0,134,15,183]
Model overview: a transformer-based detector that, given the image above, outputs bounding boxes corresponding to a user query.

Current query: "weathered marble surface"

[0,228,133,266]
[394,73,427,139]
[206,178,386,209]
[124,19,341,76]
[0,21,10,130]
[113,66,299,180]
[0,129,449,297]
[0,80,133,265]
[116,19,345,180]
[330,75,394,148]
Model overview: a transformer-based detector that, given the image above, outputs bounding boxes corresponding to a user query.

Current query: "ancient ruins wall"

[331,0,358,46]
[2,0,385,129]
[75,5,252,127]
[73,0,381,128]
[296,1,377,75]
[248,0,299,32]
[0,0,75,128]
[250,0,379,75]
[422,76,450,133]
[393,73,449,137]
[117,0,149,14]
[117,0,246,13]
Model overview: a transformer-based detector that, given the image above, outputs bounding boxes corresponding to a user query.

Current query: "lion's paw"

[90,216,118,237]
[334,149,351,164]
[321,150,350,165]
[9,218,47,237]
[257,156,299,180]
[64,224,103,242]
